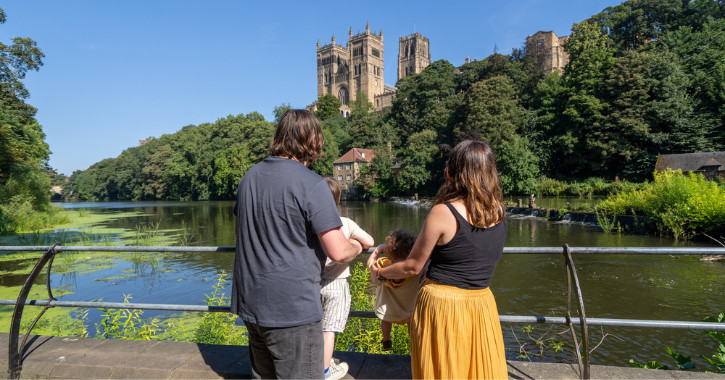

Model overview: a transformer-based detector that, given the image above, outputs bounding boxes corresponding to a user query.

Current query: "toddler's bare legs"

[323,331,335,368]
[381,320,392,342]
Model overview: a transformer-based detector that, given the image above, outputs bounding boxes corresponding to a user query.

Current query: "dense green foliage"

[0,7,72,233]
[68,0,725,199]
[68,114,274,201]
[532,177,646,197]
[599,170,725,239]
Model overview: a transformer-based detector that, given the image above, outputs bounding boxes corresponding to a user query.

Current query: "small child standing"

[321,178,374,380]
[367,228,424,351]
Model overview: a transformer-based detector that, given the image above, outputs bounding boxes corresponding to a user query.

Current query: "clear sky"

[2,0,618,176]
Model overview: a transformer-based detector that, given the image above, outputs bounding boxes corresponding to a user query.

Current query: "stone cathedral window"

[338,86,349,105]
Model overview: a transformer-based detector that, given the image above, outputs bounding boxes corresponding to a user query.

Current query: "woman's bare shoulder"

[427,203,457,225]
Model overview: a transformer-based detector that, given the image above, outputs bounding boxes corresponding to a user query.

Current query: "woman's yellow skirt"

[410,278,507,379]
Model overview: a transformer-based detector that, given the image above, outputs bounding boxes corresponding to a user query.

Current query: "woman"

[370,140,508,379]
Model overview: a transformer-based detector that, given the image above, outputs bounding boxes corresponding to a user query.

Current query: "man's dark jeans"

[243,320,324,379]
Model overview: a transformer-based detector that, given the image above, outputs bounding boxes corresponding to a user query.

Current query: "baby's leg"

[381,320,392,341]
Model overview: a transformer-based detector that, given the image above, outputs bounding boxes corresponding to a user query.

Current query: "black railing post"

[564,244,590,380]
[7,244,59,380]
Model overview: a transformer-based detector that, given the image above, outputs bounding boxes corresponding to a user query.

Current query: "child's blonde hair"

[324,177,341,204]
[383,228,416,262]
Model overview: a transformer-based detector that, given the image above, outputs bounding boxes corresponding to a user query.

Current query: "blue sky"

[2,0,617,176]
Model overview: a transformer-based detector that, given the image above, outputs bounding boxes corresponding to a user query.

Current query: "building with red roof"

[333,148,376,199]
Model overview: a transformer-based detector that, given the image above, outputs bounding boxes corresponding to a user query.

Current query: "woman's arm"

[374,204,453,280]
[367,244,384,286]
[366,244,384,270]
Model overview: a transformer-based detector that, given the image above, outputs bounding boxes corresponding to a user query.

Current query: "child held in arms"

[321,178,375,380]
[367,228,425,351]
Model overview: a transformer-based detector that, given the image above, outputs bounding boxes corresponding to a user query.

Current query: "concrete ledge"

[2,333,724,379]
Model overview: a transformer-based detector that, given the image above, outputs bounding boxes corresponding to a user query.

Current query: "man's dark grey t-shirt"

[231,157,342,328]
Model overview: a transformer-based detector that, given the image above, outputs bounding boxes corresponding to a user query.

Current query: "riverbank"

[2,333,722,379]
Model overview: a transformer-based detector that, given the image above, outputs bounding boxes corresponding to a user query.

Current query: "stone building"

[526,31,569,73]
[139,136,156,146]
[655,152,725,181]
[315,26,431,113]
[317,23,385,109]
[333,148,376,199]
[397,32,431,81]
[374,84,397,111]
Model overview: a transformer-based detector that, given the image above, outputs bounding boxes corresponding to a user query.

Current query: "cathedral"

[312,23,431,114]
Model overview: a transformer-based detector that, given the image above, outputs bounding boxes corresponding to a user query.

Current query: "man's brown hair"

[383,228,417,262]
[324,177,341,204]
[269,109,324,164]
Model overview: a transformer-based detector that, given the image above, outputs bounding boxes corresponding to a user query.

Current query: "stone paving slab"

[169,344,250,379]
[333,351,367,379]
[50,339,159,379]
[109,341,209,379]
[3,333,725,379]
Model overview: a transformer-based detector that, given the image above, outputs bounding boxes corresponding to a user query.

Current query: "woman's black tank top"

[426,203,507,289]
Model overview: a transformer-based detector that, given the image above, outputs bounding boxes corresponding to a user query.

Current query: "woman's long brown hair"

[433,140,504,228]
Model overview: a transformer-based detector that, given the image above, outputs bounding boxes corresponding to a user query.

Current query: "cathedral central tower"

[398,32,430,81]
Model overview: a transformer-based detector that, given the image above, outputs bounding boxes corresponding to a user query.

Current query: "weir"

[1,245,724,380]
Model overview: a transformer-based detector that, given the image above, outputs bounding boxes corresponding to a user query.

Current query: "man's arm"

[318,227,362,263]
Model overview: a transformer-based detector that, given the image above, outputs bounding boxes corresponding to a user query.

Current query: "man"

[232,109,362,379]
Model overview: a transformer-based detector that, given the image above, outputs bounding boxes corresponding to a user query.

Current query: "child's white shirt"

[321,217,369,280]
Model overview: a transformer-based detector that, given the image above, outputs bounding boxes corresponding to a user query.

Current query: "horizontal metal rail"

[1,299,723,331]
[2,246,724,255]
[3,245,724,380]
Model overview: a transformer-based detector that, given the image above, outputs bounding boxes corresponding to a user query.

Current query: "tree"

[347,92,377,148]
[659,18,725,148]
[315,94,341,122]
[359,145,396,197]
[462,76,519,146]
[310,127,339,176]
[390,60,459,144]
[552,20,617,177]
[0,8,51,212]
[273,103,291,124]
[496,135,539,194]
[645,50,715,155]
[587,0,684,51]
[396,130,439,192]
[0,7,45,123]
[212,144,252,197]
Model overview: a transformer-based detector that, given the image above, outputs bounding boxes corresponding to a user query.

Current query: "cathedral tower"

[398,32,430,81]
[317,23,384,107]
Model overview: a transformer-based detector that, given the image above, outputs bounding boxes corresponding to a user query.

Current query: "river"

[3,200,724,368]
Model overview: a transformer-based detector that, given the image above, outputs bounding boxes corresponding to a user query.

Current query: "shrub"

[0,195,72,234]
[599,170,725,239]
[532,177,568,196]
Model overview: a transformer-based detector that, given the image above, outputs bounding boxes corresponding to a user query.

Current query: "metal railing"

[2,245,724,380]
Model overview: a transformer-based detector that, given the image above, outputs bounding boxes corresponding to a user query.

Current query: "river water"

[6,200,725,367]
